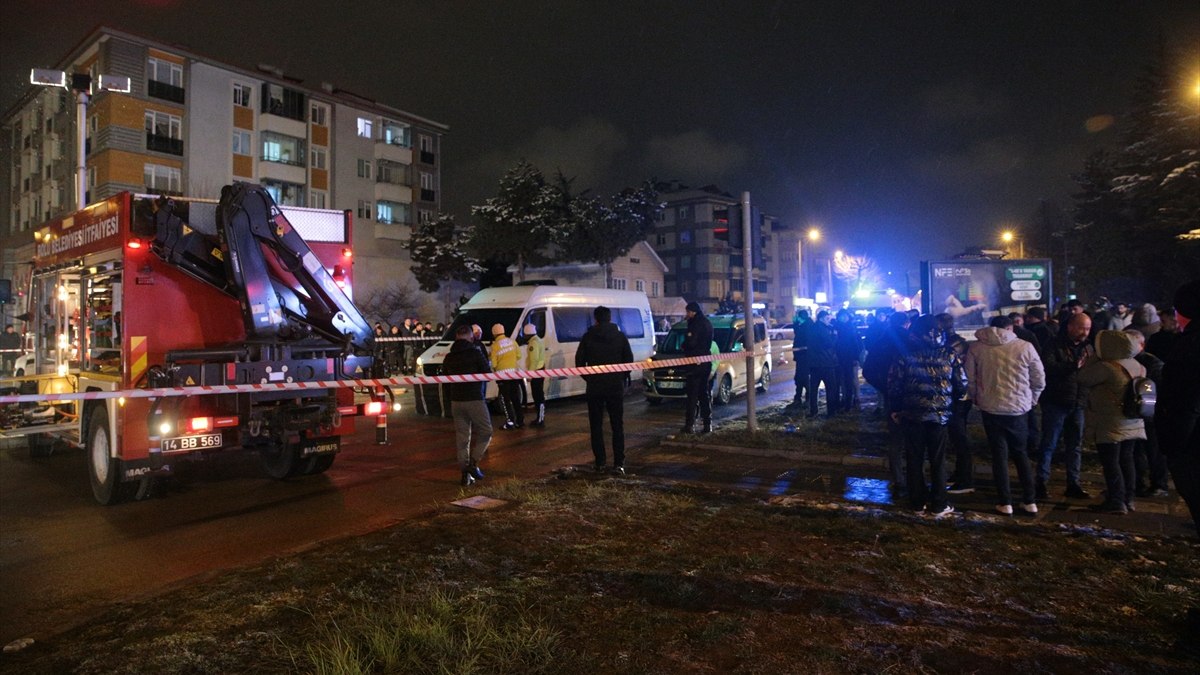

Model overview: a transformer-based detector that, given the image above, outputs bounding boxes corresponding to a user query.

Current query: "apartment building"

[0,26,447,316]
[653,185,790,321]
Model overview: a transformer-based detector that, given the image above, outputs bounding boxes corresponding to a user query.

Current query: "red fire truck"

[2,182,384,504]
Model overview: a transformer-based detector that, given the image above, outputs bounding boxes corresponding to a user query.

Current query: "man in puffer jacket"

[888,315,967,516]
[1078,330,1147,514]
[965,315,1046,516]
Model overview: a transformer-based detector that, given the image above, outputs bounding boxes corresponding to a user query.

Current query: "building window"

[145,110,183,155]
[232,131,251,156]
[357,117,373,139]
[262,84,305,120]
[233,83,252,107]
[382,119,410,146]
[610,278,627,290]
[310,103,328,126]
[357,159,371,178]
[635,279,645,292]
[261,131,305,165]
[376,200,411,225]
[357,200,372,220]
[309,190,326,209]
[311,148,326,170]
[144,163,182,195]
[655,233,666,246]
[419,134,435,163]
[417,209,434,224]
[676,205,690,221]
[376,160,408,185]
[147,57,185,103]
[679,230,692,245]
[419,171,436,201]
[651,281,659,298]
[263,180,304,206]
[680,256,692,269]
[629,257,640,264]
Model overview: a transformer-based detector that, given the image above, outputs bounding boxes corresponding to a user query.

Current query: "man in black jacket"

[576,306,634,473]
[681,301,714,434]
[441,324,494,486]
[807,310,840,417]
[1036,312,1094,499]
[1156,280,1200,535]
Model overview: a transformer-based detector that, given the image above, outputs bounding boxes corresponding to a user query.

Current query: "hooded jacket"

[441,338,493,402]
[887,330,967,424]
[576,321,634,394]
[964,327,1045,415]
[1077,330,1147,444]
[1131,305,1161,339]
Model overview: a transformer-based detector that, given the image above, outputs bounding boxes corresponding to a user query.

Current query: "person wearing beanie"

[1078,330,1148,514]
[522,323,547,427]
[1131,303,1162,340]
[1156,280,1200,535]
[489,323,523,429]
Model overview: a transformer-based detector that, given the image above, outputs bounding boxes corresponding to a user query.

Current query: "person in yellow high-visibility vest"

[490,323,523,429]
[523,324,547,426]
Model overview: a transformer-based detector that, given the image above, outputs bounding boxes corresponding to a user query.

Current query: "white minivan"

[414,285,655,416]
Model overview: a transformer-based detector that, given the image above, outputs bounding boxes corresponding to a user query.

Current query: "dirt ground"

[2,469,1197,674]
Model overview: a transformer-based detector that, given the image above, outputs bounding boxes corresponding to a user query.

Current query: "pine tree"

[408,213,483,294]
[557,181,663,287]
[468,161,567,283]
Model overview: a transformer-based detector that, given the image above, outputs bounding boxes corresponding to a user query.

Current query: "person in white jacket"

[965,315,1046,516]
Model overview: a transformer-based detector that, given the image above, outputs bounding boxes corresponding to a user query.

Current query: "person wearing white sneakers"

[965,315,1046,516]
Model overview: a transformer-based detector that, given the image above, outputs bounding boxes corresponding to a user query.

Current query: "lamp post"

[29,68,130,208]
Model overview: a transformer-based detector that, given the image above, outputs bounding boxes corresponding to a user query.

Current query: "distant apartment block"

[0,26,447,313]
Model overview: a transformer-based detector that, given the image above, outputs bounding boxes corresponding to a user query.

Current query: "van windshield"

[443,309,524,342]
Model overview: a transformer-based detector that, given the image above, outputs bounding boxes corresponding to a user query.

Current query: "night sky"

[3,1,1198,280]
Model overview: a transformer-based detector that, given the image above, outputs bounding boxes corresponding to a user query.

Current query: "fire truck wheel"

[260,443,302,480]
[88,413,132,505]
[301,454,336,475]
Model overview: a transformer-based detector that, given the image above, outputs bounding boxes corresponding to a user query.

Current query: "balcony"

[420,150,436,165]
[146,133,184,156]
[374,140,412,165]
[420,188,436,202]
[147,80,186,104]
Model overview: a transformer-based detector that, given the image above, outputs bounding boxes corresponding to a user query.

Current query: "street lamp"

[1001,230,1024,258]
[29,68,130,208]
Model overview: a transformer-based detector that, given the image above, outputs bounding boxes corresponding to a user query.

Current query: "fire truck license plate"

[161,433,223,452]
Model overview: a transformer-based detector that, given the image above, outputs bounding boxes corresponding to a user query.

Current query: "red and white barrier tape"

[0,350,763,404]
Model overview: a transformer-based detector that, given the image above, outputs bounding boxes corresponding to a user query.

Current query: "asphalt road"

[0,366,794,645]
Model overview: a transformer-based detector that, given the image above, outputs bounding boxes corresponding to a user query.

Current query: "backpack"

[1117,364,1156,418]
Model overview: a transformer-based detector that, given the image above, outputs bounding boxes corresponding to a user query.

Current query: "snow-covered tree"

[408,213,483,294]
[557,181,663,287]
[1069,48,1200,301]
[469,161,567,283]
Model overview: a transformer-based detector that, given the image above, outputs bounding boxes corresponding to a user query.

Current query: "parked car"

[644,314,771,405]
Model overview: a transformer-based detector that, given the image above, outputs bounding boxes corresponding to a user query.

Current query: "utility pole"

[741,191,756,433]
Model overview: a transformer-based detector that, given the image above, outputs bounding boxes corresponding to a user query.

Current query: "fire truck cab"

[6,182,382,504]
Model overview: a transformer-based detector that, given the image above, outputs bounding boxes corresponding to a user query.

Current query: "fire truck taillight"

[127,239,144,250]
[189,417,213,433]
[363,401,384,416]
[332,265,347,289]
[342,247,352,259]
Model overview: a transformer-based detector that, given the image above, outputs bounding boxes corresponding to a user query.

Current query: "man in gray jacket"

[965,315,1046,516]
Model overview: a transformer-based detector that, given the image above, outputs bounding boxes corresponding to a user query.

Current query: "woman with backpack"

[1078,329,1148,514]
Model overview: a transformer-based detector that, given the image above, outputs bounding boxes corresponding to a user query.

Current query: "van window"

[552,307,593,343]
[444,308,523,342]
[615,308,645,338]
[523,308,546,340]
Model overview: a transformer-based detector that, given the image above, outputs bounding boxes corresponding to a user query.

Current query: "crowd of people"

[790,283,1199,529]
[371,318,445,376]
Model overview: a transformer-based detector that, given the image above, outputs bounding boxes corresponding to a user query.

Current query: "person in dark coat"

[888,314,967,516]
[787,309,811,409]
[441,324,494,486]
[1025,306,1055,354]
[939,314,976,495]
[834,309,863,410]
[680,301,714,434]
[1156,280,1200,535]
[1036,312,1094,500]
[576,306,634,473]
[806,310,840,417]
[1124,328,1168,497]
